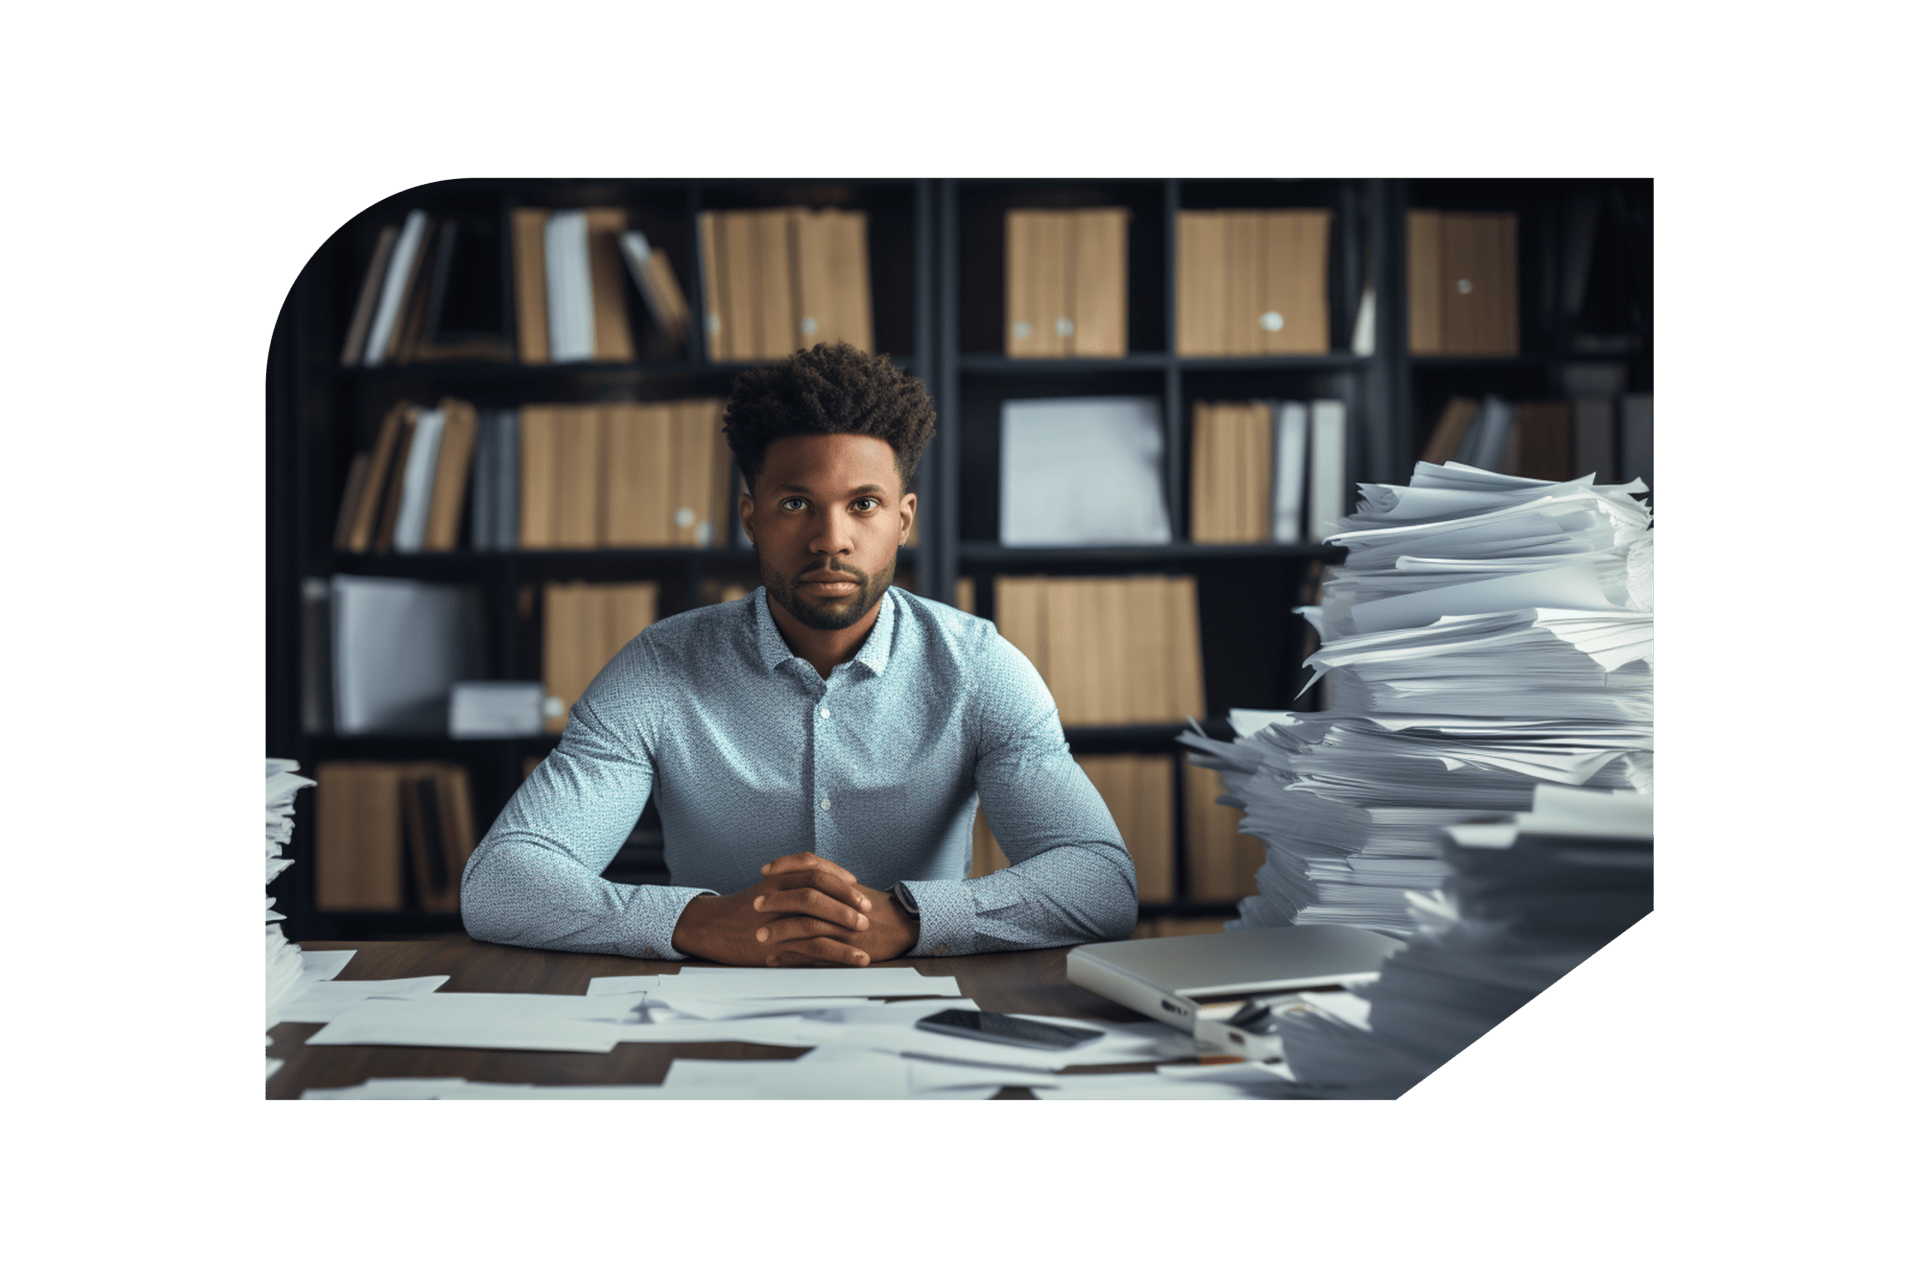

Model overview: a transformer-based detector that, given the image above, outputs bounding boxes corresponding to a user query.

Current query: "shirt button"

[820,797,832,810]
[820,707,831,719]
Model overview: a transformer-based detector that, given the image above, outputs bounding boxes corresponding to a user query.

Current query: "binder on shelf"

[794,206,879,355]
[1070,208,1128,357]
[315,762,404,911]
[1175,210,1331,356]
[370,408,418,555]
[363,210,429,367]
[584,208,636,362]
[1442,212,1520,356]
[1272,400,1309,543]
[545,211,594,363]
[511,208,551,364]
[990,575,1204,726]
[619,230,692,349]
[1175,211,1227,356]
[332,452,372,553]
[1419,395,1481,466]
[754,208,797,360]
[1306,399,1348,541]
[604,402,674,547]
[719,210,757,359]
[1508,400,1572,481]
[552,405,605,548]
[343,402,410,554]
[390,403,447,554]
[1003,209,1128,357]
[1183,757,1266,902]
[316,762,477,913]
[1258,210,1332,355]
[1405,209,1444,355]
[542,581,660,732]
[517,405,560,549]
[697,210,727,360]
[340,225,399,367]
[1407,209,1520,356]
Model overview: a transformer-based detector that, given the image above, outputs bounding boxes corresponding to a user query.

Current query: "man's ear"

[898,491,917,544]
[738,490,755,546]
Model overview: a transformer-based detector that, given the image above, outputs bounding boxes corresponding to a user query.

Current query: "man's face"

[741,433,917,633]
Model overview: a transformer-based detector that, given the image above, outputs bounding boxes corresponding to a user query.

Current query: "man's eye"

[852,498,879,512]
[781,498,807,511]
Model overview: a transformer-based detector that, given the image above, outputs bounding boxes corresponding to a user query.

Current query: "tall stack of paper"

[266,759,316,1041]
[1178,460,1653,937]
[1266,784,1652,1098]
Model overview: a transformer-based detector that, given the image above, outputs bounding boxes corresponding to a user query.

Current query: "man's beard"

[760,553,895,631]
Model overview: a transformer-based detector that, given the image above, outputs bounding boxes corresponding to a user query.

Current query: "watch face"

[888,886,920,917]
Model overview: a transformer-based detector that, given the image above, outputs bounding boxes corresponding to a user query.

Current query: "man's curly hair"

[722,342,936,494]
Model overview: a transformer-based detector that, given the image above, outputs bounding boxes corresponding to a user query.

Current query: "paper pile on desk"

[266,759,316,1068]
[294,964,1236,1097]
[1263,783,1653,1098]
[1180,462,1653,936]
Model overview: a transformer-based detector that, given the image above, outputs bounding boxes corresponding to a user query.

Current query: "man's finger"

[757,869,870,912]
[768,936,870,967]
[760,852,856,884]
[751,887,867,930]
[755,914,866,946]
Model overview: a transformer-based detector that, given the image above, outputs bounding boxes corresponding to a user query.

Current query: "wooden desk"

[266,936,1152,1100]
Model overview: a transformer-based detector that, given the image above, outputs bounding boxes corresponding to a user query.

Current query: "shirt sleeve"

[897,631,1138,956]
[459,642,712,961]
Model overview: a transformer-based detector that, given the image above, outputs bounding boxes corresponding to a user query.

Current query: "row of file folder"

[1179,458,1654,938]
[334,398,737,556]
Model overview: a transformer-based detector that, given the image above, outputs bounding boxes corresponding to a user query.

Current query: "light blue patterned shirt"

[461,586,1138,959]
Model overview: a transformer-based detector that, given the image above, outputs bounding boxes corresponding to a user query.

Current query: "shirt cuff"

[634,885,718,962]
[897,878,973,958]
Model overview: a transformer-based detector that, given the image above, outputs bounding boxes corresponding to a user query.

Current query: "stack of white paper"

[1267,783,1653,1098]
[1180,461,1653,936]
[266,759,316,1074]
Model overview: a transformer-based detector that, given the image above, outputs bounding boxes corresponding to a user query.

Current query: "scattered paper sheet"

[583,974,664,997]
[661,1047,915,1099]
[640,996,879,1021]
[655,968,963,999]
[274,975,450,1024]
[303,995,625,1053]
[299,950,357,982]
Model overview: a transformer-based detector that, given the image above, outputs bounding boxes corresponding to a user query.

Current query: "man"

[461,342,1137,966]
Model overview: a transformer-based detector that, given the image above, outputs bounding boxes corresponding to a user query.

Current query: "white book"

[331,575,486,734]
[361,209,427,367]
[545,210,594,362]
[619,230,666,329]
[390,406,445,553]
[1350,284,1376,357]
[1000,396,1171,545]
[1271,400,1309,543]
[1307,399,1348,541]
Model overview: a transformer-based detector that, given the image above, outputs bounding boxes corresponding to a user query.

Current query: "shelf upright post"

[915,177,952,608]
[1379,178,1413,487]
[936,180,962,606]
[686,182,709,366]
[1163,179,1185,542]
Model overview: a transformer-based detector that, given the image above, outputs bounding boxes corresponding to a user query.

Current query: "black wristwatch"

[885,883,921,917]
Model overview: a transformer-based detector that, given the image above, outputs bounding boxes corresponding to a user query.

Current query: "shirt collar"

[750,585,897,678]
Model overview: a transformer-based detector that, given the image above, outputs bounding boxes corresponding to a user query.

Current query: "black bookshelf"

[267,176,1653,942]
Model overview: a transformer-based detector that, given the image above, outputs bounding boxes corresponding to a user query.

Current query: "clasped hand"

[669,852,919,967]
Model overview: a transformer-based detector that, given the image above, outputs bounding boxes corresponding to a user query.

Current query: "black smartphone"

[915,1009,1104,1050]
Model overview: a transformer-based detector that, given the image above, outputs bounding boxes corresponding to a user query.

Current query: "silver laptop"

[1066,926,1405,1053]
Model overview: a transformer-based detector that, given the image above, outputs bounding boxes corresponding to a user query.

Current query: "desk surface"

[266,937,1148,1100]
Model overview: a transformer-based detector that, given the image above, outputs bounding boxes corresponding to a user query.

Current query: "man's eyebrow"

[772,482,888,496]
